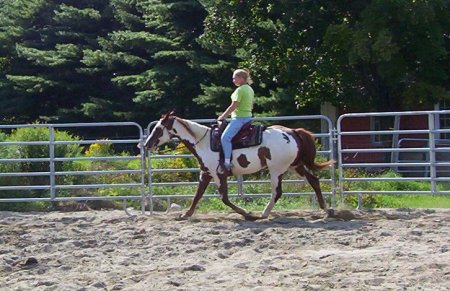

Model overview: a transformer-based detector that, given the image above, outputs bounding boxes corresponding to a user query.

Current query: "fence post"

[144,127,154,214]
[428,113,437,193]
[237,175,244,197]
[357,193,363,209]
[336,116,345,206]
[49,126,56,201]
[331,127,338,208]
[139,130,147,215]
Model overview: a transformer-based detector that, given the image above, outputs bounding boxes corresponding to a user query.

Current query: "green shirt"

[231,84,254,118]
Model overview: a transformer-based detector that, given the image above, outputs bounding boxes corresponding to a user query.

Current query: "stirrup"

[223,161,233,171]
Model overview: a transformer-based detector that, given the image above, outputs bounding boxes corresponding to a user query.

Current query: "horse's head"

[142,111,176,150]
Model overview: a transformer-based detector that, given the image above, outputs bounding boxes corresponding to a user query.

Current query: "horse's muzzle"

[137,141,151,150]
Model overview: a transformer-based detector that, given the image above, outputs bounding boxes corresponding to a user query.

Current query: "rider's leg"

[221,117,252,169]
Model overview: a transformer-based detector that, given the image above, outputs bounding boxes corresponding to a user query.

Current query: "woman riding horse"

[142,112,335,221]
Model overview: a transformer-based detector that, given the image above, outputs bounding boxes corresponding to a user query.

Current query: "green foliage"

[0,0,45,52]
[1,125,448,211]
[345,193,450,209]
[0,0,110,123]
[72,141,142,199]
[53,4,102,26]
[342,169,443,208]
[349,170,431,192]
[1,126,82,170]
[85,141,113,157]
[200,0,450,113]
[197,195,316,213]
[80,0,211,123]
[0,0,214,125]
[150,143,198,183]
[2,0,450,124]
[6,75,57,94]
[199,0,338,116]
[320,0,450,111]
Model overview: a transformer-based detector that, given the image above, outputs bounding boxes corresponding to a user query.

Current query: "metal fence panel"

[0,122,146,208]
[337,110,450,206]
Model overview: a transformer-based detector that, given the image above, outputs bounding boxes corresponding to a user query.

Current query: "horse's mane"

[175,117,209,139]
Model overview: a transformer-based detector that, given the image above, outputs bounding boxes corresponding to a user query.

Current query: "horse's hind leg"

[180,171,212,219]
[294,164,332,219]
[261,172,283,219]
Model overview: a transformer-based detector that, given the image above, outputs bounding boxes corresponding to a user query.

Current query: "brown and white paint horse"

[143,112,335,221]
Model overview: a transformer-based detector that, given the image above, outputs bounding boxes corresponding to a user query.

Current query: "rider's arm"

[218,101,239,121]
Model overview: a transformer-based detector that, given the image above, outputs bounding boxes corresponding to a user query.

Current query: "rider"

[217,68,254,171]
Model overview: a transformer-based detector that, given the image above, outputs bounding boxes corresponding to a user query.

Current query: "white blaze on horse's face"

[143,119,173,150]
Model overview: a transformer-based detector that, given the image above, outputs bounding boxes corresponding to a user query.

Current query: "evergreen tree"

[82,0,214,124]
[0,0,48,123]
[80,0,151,122]
[193,58,237,116]
[136,0,212,119]
[1,0,214,125]
[0,0,115,123]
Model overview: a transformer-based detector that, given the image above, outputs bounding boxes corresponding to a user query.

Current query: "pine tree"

[134,0,213,120]
[0,0,114,123]
[78,0,215,123]
[0,0,246,124]
[0,0,47,122]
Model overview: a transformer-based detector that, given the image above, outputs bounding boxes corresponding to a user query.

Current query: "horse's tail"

[292,128,335,171]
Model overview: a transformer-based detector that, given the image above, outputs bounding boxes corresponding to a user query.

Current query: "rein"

[192,127,209,146]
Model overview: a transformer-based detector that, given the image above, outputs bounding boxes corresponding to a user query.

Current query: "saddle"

[210,120,266,152]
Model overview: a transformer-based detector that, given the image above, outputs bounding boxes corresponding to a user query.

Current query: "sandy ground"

[0,208,449,290]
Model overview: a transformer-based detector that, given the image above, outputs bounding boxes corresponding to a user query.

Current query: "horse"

[142,112,335,221]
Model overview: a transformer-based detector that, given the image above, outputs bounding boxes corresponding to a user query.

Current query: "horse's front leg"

[216,173,258,221]
[179,171,212,219]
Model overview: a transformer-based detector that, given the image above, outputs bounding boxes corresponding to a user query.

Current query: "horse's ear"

[161,110,176,129]
[161,111,171,120]
[162,110,175,119]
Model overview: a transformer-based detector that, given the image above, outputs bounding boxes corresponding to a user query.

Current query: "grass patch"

[195,195,313,213]
[342,193,450,209]
[377,194,450,208]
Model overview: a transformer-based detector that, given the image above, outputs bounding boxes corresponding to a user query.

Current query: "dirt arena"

[1,208,449,290]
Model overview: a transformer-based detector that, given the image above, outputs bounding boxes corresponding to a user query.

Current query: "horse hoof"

[244,215,259,221]
[326,208,335,218]
[175,214,189,221]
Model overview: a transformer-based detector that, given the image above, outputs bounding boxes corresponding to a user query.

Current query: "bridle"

[151,116,209,152]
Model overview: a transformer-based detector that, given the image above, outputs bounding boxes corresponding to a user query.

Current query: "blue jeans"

[221,117,252,160]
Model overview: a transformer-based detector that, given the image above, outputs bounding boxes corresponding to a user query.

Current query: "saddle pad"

[210,124,265,152]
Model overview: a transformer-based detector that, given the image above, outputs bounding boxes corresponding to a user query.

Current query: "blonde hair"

[234,68,253,85]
